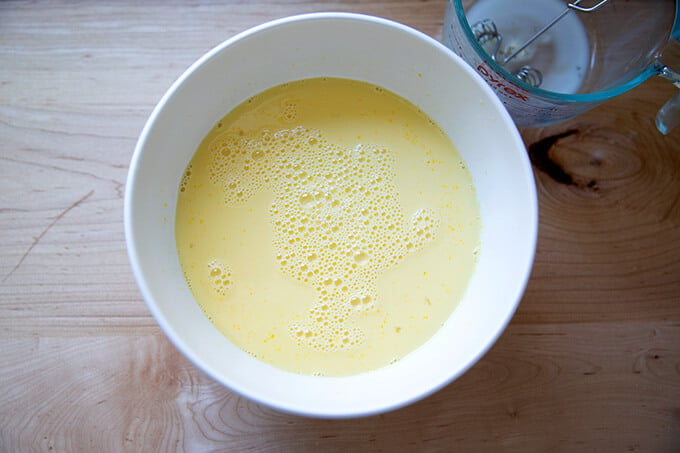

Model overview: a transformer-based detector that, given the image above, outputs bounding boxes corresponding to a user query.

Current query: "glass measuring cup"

[442,0,680,133]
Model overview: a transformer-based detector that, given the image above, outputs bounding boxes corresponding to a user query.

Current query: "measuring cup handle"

[655,10,680,135]
[656,65,680,135]
[656,91,680,135]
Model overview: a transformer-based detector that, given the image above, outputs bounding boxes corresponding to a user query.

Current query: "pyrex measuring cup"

[442,0,680,133]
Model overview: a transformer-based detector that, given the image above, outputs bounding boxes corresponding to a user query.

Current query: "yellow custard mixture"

[175,77,480,376]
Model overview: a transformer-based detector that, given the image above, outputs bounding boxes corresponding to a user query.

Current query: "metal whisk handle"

[500,0,610,65]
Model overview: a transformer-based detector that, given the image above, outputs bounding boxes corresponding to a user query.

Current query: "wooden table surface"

[2,1,679,451]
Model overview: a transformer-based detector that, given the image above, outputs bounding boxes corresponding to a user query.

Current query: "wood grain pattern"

[2,323,679,451]
[1,0,679,451]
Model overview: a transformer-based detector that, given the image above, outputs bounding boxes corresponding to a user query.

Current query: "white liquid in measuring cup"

[467,0,590,94]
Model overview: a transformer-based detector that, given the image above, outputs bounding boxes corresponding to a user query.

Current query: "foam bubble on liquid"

[207,259,233,297]
[207,125,440,352]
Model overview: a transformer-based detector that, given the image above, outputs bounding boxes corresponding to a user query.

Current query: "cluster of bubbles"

[207,259,233,297]
[279,99,297,123]
[207,125,439,352]
[180,164,193,193]
[183,271,193,290]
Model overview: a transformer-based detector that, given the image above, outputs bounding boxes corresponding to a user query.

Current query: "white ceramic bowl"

[125,13,537,418]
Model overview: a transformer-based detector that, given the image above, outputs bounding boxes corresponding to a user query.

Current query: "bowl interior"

[125,13,537,418]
